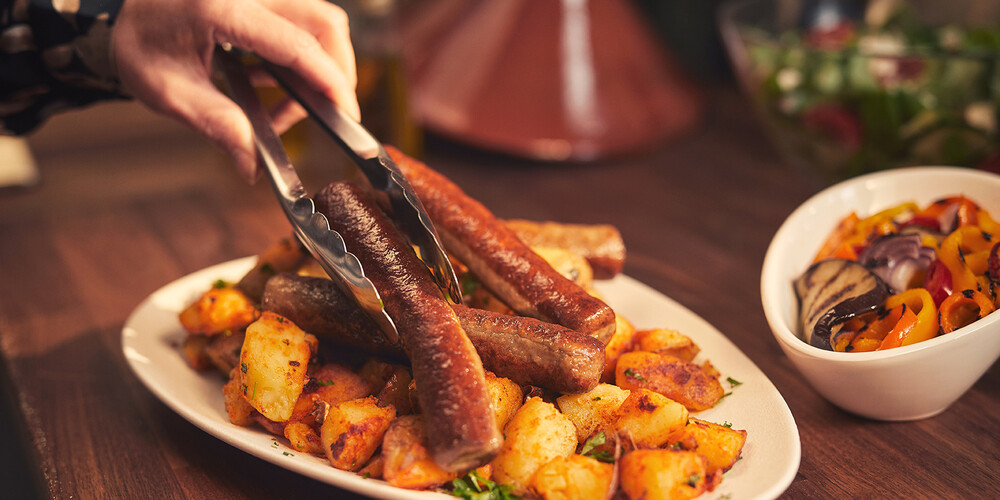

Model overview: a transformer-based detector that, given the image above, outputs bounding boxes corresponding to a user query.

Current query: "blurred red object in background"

[399,0,703,161]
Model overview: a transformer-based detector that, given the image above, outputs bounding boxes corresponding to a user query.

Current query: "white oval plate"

[123,257,800,499]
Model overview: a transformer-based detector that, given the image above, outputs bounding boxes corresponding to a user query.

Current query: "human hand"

[111,0,360,183]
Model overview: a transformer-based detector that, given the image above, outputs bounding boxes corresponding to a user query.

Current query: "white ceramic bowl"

[761,167,1000,420]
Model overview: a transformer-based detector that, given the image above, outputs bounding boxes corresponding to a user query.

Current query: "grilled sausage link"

[386,147,617,344]
[315,181,500,472]
[262,273,604,394]
[453,304,605,394]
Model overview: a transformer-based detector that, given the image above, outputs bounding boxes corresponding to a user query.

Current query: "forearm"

[1,0,127,135]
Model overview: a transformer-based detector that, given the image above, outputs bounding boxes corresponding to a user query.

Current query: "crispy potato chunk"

[239,312,312,421]
[492,397,577,496]
[321,396,396,471]
[222,368,255,426]
[382,415,457,489]
[485,372,523,431]
[633,329,701,362]
[284,421,323,455]
[671,418,747,474]
[619,449,720,500]
[601,313,636,382]
[236,236,308,301]
[556,383,630,443]
[615,351,724,411]
[505,219,625,279]
[309,363,374,407]
[530,454,614,500]
[181,334,213,371]
[532,246,594,288]
[614,389,688,449]
[179,286,258,336]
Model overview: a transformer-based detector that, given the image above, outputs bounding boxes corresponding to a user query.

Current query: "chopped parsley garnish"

[460,274,482,297]
[623,368,648,383]
[686,473,701,487]
[580,431,615,463]
[212,279,227,289]
[240,362,248,374]
[450,470,520,500]
[283,451,293,457]
[591,396,602,401]
[723,421,733,428]
[726,376,742,388]
[316,379,336,386]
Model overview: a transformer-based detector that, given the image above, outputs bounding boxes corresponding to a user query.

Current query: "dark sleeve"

[1,0,128,135]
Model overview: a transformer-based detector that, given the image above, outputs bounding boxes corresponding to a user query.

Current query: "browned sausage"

[453,304,605,394]
[314,181,500,472]
[386,147,617,344]
[261,273,405,360]
[262,271,605,394]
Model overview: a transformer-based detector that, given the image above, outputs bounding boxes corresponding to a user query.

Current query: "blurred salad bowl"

[721,0,1000,182]
[760,167,1000,420]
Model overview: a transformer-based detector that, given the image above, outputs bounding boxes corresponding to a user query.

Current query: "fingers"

[269,97,308,136]
[163,72,261,184]
[262,0,357,90]
[214,0,361,122]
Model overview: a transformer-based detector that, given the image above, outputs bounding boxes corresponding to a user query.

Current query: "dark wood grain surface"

[1,89,997,499]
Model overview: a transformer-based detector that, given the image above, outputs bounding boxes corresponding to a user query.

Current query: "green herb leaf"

[686,473,701,487]
[623,368,648,383]
[450,470,520,500]
[726,376,742,388]
[580,432,606,456]
[212,279,227,289]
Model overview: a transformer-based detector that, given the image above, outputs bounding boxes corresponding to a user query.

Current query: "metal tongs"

[214,46,462,344]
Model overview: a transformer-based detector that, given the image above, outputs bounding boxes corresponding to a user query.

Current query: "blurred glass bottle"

[342,0,423,157]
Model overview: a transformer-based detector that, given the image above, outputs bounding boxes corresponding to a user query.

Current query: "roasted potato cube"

[619,449,720,500]
[671,418,747,474]
[382,415,457,489]
[632,328,700,362]
[222,368,255,426]
[284,421,323,455]
[505,219,625,279]
[321,396,396,471]
[181,334,213,371]
[615,351,724,411]
[530,454,614,500]
[556,383,630,443]
[178,286,258,336]
[239,312,312,421]
[485,372,523,431]
[357,454,384,479]
[532,246,594,288]
[236,236,308,301]
[601,313,636,383]
[492,397,577,495]
[614,389,688,449]
[309,362,374,407]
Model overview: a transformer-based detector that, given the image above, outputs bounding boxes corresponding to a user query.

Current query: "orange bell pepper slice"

[917,196,981,230]
[814,212,860,262]
[939,289,996,333]
[848,305,904,352]
[877,288,939,349]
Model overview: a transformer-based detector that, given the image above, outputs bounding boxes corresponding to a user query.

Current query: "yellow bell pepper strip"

[989,242,1000,308]
[938,227,993,295]
[977,208,1000,236]
[938,289,996,333]
[847,305,904,352]
[830,312,876,352]
[877,288,939,349]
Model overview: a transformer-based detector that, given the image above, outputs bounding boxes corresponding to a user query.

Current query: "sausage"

[314,181,500,472]
[386,147,617,344]
[262,273,604,394]
[453,304,605,394]
[261,273,406,360]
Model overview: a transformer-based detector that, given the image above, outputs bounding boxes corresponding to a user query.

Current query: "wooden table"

[1,89,997,499]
